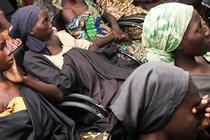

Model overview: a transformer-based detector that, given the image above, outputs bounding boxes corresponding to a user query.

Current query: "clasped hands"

[193,95,210,131]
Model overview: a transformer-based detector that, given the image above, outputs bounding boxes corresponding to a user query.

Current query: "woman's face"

[163,80,204,140]
[180,10,210,56]
[0,34,13,72]
[30,9,53,41]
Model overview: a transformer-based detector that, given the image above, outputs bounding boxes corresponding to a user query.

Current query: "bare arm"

[102,10,125,40]
[0,9,11,30]
[3,59,63,103]
[89,31,129,51]
[21,76,64,103]
[90,33,115,48]
[62,8,75,23]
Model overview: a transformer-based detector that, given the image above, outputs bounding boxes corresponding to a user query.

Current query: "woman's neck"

[0,73,6,81]
[138,132,168,140]
[174,54,198,69]
[47,44,62,56]
[174,54,210,74]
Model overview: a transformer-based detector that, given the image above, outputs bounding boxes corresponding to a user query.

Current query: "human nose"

[48,22,52,28]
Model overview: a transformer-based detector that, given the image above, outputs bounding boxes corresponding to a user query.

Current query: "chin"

[46,35,52,41]
[41,36,51,41]
[3,67,11,72]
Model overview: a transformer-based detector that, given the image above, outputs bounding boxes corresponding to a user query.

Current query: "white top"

[44,30,92,69]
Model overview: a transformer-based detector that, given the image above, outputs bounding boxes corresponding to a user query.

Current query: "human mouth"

[50,29,54,35]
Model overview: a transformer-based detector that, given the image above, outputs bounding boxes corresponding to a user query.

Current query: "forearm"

[102,11,119,28]
[22,76,64,103]
[0,17,11,30]
[91,34,115,48]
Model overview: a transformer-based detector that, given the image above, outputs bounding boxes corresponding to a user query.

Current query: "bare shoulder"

[62,9,75,22]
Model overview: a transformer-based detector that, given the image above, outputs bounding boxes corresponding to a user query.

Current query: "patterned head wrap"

[142,3,193,64]
[9,5,50,54]
[52,0,63,10]
[111,62,189,136]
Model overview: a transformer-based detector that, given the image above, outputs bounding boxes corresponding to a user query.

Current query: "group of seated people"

[1,0,210,139]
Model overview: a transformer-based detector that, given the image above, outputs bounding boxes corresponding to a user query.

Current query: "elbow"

[89,44,99,51]
[57,92,64,103]
[52,89,64,103]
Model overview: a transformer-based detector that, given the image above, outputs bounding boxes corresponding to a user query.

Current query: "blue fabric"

[9,5,50,54]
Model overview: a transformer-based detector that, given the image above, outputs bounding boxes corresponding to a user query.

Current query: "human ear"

[30,31,34,36]
[30,27,35,36]
[176,45,183,51]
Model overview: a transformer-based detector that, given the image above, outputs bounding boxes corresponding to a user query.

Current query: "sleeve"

[24,51,61,84]
[23,51,78,95]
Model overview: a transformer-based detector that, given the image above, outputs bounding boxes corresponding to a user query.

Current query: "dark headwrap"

[9,5,50,54]
[110,62,189,136]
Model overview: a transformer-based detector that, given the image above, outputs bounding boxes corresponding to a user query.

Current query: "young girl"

[62,0,147,64]
[0,33,79,139]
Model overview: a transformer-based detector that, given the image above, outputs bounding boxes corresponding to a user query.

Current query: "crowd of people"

[0,0,210,140]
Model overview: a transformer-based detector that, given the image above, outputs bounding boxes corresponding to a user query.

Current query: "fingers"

[205,107,210,117]
[192,107,197,114]
[7,38,22,52]
[202,95,210,104]
[201,96,210,117]
[112,31,122,40]
[112,31,127,41]
[193,95,210,130]
[193,103,206,115]
[111,25,125,40]
[192,95,210,116]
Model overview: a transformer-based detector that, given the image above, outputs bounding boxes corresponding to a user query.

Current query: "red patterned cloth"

[7,38,22,52]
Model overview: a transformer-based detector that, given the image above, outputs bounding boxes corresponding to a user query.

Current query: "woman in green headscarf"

[142,2,195,64]
[142,2,210,97]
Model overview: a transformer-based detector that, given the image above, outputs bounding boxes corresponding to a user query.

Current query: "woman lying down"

[0,33,80,139]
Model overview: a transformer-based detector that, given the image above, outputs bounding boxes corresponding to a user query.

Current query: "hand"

[192,95,210,129]
[123,33,132,43]
[7,38,22,52]
[111,24,125,40]
[3,58,24,83]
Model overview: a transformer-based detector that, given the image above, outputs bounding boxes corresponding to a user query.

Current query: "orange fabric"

[1,29,22,52]
[1,29,10,42]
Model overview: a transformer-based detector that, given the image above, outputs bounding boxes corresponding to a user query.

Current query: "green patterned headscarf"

[142,3,193,64]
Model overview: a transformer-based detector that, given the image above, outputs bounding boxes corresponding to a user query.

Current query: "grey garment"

[191,74,210,97]
[203,0,210,7]
[24,48,133,107]
[110,62,189,136]
[34,0,55,21]
[0,84,79,140]
[203,0,210,10]
[23,50,79,96]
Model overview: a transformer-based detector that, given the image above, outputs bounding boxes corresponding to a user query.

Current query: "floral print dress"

[65,0,147,64]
